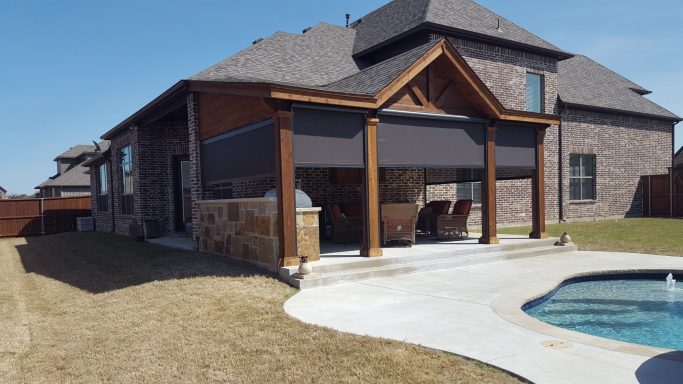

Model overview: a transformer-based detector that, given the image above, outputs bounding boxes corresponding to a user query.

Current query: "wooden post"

[530,127,549,239]
[479,124,499,244]
[273,102,298,267]
[361,114,383,257]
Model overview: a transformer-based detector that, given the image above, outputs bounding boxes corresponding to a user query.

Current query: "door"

[174,156,192,232]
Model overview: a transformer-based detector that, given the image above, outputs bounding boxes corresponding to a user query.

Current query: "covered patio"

[191,39,560,271]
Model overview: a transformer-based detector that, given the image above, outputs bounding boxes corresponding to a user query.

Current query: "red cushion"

[386,219,413,232]
[427,201,452,215]
[452,200,473,215]
[343,202,363,218]
[329,204,343,220]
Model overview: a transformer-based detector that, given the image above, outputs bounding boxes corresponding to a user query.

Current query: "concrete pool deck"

[284,250,683,383]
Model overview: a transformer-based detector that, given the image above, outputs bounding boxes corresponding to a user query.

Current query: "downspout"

[558,104,566,222]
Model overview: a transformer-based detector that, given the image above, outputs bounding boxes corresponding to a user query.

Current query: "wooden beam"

[361,114,383,257]
[273,103,299,267]
[479,124,499,245]
[530,127,549,239]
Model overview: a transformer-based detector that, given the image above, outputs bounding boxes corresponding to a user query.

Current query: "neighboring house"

[0,186,7,199]
[675,147,683,168]
[37,143,110,197]
[88,0,680,270]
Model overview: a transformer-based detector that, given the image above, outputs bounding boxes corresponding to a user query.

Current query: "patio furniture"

[417,200,452,236]
[436,199,473,240]
[324,203,362,244]
[381,203,419,246]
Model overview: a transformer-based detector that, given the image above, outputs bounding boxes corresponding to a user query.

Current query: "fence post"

[648,176,652,217]
[40,198,45,235]
[670,168,674,218]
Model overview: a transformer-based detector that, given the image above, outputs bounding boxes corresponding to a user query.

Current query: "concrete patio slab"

[285,251,683,383]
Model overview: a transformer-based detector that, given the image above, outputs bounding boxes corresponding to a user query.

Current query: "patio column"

[274,102,298,266]
[530,127,549,239]
[479,124,499,244]
[361,113,383,257]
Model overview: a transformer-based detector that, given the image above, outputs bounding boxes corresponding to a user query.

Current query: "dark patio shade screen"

[495,123,537,169]
[201,120,275,184]
[377,115,486,168]
[293,107,365,168]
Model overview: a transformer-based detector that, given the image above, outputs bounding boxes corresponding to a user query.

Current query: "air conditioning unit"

[77,217,95,232]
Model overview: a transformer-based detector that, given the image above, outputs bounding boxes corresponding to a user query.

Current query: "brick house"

[88,0,679,269]
[37,144,109,198]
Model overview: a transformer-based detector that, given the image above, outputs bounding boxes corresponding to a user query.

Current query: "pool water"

[525,278,683,351]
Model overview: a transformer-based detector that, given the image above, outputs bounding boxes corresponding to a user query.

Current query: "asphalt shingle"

[352,0,566,56]
[323,40,440,95]
[558,55,680,120]
[191,23,363,87]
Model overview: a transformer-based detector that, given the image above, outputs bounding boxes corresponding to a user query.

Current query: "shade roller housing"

[201,120,275,184]
[377,115,486,168]
[495,123,537,169]
[293,107,365,168]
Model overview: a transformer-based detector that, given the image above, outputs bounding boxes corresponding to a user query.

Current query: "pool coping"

[492,268,683,361]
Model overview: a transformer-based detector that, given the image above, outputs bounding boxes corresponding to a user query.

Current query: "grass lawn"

[0,232,522,384]
[499,218,683,256]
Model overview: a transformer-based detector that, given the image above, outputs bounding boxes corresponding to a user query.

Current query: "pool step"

[281,241,577,290]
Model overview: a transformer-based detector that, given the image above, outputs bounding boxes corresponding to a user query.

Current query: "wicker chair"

[436,199,473,240]
[417,200,452,236]
[381,203,420,246]
[324,203,362,244]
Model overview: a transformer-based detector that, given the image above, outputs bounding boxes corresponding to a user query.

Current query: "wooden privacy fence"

[0,196,92,237]
[641,169,683,217]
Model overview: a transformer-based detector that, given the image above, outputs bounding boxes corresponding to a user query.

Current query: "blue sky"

[1,0,681,195]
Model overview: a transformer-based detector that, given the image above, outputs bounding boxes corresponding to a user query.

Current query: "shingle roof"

[352,0,567,57]
[558,55,680,120]
[54,144,97,160]
[0,186,6,193]
[36,162,90,188]
[323,40,440,95]
[191,23,364,88]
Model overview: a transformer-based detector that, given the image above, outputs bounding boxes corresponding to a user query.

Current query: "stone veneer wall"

[296,208,321,262]
[197,198,280,270]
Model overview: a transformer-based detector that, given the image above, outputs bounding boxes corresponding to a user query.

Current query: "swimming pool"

[524,273,683,351]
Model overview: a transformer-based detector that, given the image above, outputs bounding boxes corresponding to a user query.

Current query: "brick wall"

[558,108,673,220]
[90,161,113,233]
[443,36,559,115]
[106,120,189,238]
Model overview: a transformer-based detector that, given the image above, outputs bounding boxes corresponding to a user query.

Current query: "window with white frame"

[569,154,596,201]
[456,169,481,204]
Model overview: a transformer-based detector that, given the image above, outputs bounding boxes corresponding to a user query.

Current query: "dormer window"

[525,73,543,113]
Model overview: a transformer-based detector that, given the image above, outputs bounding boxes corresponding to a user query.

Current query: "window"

[569,154,596,201]
[214,183,234,200]
[525,73,543,113]
[120,146,133,215]
[97,164,109,211]
[456,169,481,204]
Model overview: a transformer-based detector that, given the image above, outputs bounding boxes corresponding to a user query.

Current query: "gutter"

[560,101,682,123]
[101,80,189,140]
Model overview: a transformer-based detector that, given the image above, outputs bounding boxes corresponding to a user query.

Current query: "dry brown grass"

[0,232,522,384]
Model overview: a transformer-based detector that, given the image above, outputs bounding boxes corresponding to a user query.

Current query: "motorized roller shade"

[495,123,537,169]
[377,115,486,168]
[201,120,275,184]
[293,107,365,168]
